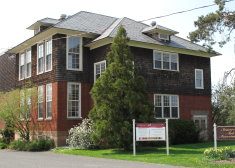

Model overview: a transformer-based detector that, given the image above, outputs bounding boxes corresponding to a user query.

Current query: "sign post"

[133,119,136,156]
[213,123,217,150]
[166,119,169,155]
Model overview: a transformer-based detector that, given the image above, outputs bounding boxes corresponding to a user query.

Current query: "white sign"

[136,123,165,141]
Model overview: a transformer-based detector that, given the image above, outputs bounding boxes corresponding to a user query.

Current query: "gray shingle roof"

[54,11,117,34]
[39,18,60,25]
[91,17,208,52]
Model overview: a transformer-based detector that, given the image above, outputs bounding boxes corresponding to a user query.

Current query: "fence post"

[213,123,217,150]
[166,119,169,155]
[133,119,136,156]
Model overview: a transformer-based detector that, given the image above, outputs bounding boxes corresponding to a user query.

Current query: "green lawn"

[54,141,235,168]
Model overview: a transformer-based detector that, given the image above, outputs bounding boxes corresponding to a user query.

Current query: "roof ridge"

[107,17,125,36]
[79,11,117,19]
[53,11,83,28]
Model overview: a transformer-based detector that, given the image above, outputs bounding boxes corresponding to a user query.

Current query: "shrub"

[0,140,7,149]
[66,119,94,149]
[204,147,234,160]
[9,139,54,151]
[0,126,14,144]
[169,119,199,145]
[9,140,29,151]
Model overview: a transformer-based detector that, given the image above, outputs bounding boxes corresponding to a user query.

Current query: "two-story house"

[2,11,219,145]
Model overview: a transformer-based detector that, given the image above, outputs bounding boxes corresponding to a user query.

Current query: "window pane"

[155,60,161,69]
[163,54,170,70]
[163,96,170,106]
[195,70,203,88]
[68,53,79,69]
[46,54,52,71]
[155,95,162,106]
[46,102,52,118]
[154,52,162,69]
[68,36,80,53]
[163,107,170,117]
[172,107,178,118]
[68,83,80,118]
[26,50,31,63]
[155,107,162,118]
[38,103,43,118]
[26,63,31,77]
[171,95,178,107]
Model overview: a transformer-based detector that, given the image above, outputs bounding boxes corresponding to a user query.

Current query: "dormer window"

[158,33,170,41]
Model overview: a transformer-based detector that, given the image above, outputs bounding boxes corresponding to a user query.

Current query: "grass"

[54,141,235,168]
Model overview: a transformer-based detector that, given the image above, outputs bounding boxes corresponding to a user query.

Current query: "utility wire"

[140,0,235,22]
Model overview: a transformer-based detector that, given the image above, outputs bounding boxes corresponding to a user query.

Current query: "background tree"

[0,84,37,142]
[189,0,235,49]
[89,26,152,150]
[212,81,235,125]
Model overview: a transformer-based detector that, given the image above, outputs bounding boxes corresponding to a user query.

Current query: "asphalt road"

[0,150,182,168]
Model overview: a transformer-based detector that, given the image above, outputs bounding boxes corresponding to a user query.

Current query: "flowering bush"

[204,147,234,160]
[66,119,94,149]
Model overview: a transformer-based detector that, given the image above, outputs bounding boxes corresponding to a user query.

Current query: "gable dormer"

[27,17,60,35]
[142,21,178,43]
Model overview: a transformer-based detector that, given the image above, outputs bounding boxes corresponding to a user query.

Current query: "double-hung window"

[195,69,204,89]
[67,36,82,70]
[37,39,52,74]
[94,60,106,81]
[25,50,31,78]
[19,49,32,80]
[38,43,44,74]
[154,94,179,119]
[45,40,52,72]
[153,50,178,71]
[19,53,25,80]
[46,83,52,119]
[67,82,81,118]
[38,85,44,119]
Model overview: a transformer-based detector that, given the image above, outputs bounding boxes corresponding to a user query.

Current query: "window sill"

[153,68,179,72]
[45,118,52,121]
[155,117,179,120]
[66,68,83,71]
[67,117,82,120]
[195,87,204,90]
[37,118,44,121]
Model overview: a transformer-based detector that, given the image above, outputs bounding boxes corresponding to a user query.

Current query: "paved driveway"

[0,150,181,168]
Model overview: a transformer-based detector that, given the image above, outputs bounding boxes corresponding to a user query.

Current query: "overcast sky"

[0,0,234,85]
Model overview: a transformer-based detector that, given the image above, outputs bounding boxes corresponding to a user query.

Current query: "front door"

[193,115,208,140]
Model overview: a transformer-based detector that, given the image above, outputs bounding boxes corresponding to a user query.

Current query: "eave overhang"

[86,37,221,58]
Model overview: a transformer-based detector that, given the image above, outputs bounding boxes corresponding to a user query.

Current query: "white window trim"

[37,37,53,75]
[66,36,83,71]
[153,50,179,71]
[94,60,106,82]
[154,94,180,119]
[45,39,53,73]
[46,83,52,120]
[19,48,32,81]
[67,82,82,119]
[195,69,204,89]
[38,85,44,120]
[37,43,44,75]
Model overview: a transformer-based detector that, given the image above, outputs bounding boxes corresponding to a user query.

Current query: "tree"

[189,0,235,49]
[212,81,235,125]
[0,84,37,142]
[89,26,153,150]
